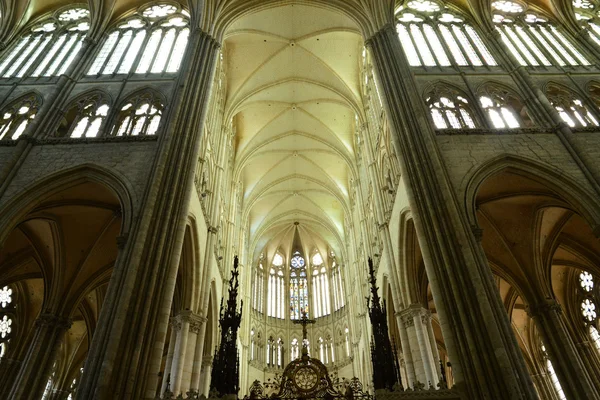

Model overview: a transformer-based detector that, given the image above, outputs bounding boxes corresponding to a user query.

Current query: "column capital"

[526,300,562,318]
[34,313,72,330]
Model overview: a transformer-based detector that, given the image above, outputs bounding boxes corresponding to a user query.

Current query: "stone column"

[365,16,537,398]
[528,300,600,399]
[410,307,437,387]
[190,317,207,391]
[49,389,71,400]
[199,355,213,396]
[9,314,72,400]
[400,310,426,385]
[171,313,191,395]
[395,312,415,387]
[530,373,557,400]
[160,321,178,395]
[75,28,221,400]
[0,357,21,397]
[424,312,442,382]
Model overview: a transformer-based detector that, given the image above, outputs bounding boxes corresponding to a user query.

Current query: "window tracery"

[331,256,345,312]
[56,93,110,138]
[311,252,331,318]
[477,84,530,128]
[547,84,599,127]
[267,253,285,319]
[541,345,566,400]
[252,254,265,313]
[0,7,89,79]
[425,85,477,129]
[0,285,12,358]
[395,0,496,68]
[0,94,40,140]
[572,0,600,47]
[290,252,308,320]
[87,3,189,76]
[111,92,164,136]
[493,1,590,66]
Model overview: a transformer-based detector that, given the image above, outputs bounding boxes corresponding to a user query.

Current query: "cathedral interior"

[0,0,600,399]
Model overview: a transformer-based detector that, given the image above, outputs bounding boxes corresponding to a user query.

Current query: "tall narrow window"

[541,345,566,399]
[253,256,265,313]
[395,0,496,68]
[0,8,89,79]
[493,1,590,67]
[250,329,255,360]
[572,0,600,48]
[112,92,164,136]
[311,252,331,318]
[87,3,189,76]
[0,94,41,140]
[547,84,599,128]
[290,252,308,320]
[426,85,477,129]
[0,286,13,359]
[345,327,350,357]
[267,253,284,319]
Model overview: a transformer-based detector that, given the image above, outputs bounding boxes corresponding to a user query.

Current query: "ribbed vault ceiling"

[224,5,363,259]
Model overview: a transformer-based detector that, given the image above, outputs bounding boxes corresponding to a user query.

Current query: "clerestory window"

[290,252,309,320]
[572,0,600,47]
[395,0,496,67]
[426,85,477,129]
[493,0,590,67]
[311,253,331,318]
[87,3,189,76]
[0,8,89,79]
[0,94,41,140]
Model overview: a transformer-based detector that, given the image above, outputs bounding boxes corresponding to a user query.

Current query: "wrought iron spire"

[366,258,402,391]
[210,256,243,396]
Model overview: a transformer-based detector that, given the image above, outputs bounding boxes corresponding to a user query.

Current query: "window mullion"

[433,23,460,69]
[533,25,567,66]
[447,25,471,67]
[19,35,53,78]
[514,25,546,66]
[407,24,426,66]
[461,25,488,67]
[524,25,556,66]
[129,28,154,75]
[421,23,442,67]
[114,30,138,73]
[160,28,180,74]
[101,30,125,75]
[145,30,166,74]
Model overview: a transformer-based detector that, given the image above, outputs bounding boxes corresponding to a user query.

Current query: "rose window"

[580,271,594,292]
[581,298,597,322]
[0,286,12,308]
[0,315,12,338]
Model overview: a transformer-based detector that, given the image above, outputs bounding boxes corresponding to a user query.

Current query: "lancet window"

[290,252,309,319]
[0,94,41,141]
[267,253,285,319]
[345,327,350,358]
[0,286,13,359]
[572,0,600,47]
[111,92,164,136]
[331,257,345,311]
[478,84,529,128]
[311,253,331,318]
[252,255,265,313]
[0,8,89,79]
[493,1,590,67]
[426,85,477,129]
[87,3,189,76]
[546,84,599,128]
[56,93,110,138]
[541,345,566,400]
[577,270,600,357]
[395,0,496,68]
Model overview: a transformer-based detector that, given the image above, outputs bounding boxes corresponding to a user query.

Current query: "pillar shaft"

[75,29,220,400]
[160,324,177,395]
[366,23,537,398]
[9,314,72,400]
[529,300,600,399]
[190,319,208,391]
[396,313,415,387]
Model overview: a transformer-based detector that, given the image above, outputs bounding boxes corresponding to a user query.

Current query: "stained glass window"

[582,298,597,322]
[0,287,12,308]
[87,3,189,76]
[311,252,331,318]
[396,0,496,68]
[0,315,12,338]
[547,85,599,128]
[0,94,40,140]
[0,8,89,79]
[590,325,600,354]
[111,92,164,136]
[493,1,590,67]
[580,271,594,292]
[290,252,308,320]
[426,86,477,129]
